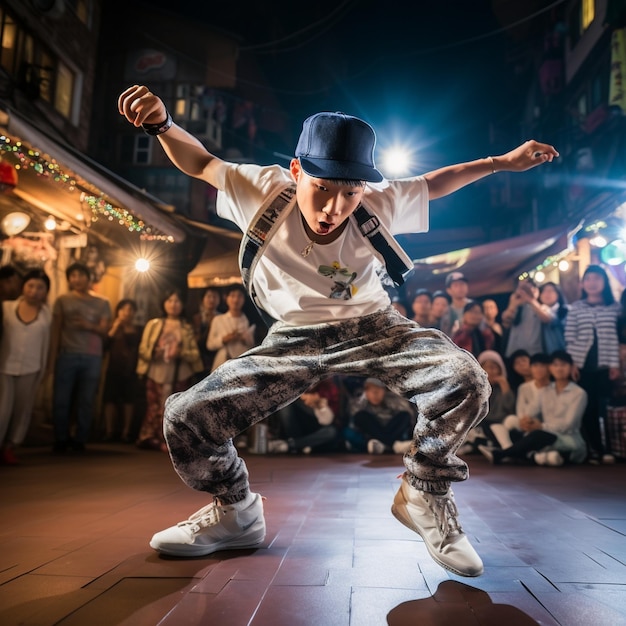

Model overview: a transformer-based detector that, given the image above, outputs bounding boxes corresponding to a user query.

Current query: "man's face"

[68,270,90,292]
[530,362,550,382]
[431,296,449,318]
[447,280,468,300]
[549,359,572,381]
[412,295,431,317]
[290,159,364,238]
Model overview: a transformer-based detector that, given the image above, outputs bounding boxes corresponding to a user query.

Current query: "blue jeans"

[53,353,102,443]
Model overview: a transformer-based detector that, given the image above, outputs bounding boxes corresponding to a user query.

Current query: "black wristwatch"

[142,110,173,136]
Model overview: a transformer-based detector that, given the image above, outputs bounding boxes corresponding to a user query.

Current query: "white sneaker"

[268,439,289,453]
[391,475,483,577]
[149,493,266,557]
[392,440,412,455]
[477,444,494,464]
[545,451,564,466]
[602,453,616,465]
[534,451,548,465]
[367,439,386,454]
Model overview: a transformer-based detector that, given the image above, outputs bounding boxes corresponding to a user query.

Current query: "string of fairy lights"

[0,133,174,242]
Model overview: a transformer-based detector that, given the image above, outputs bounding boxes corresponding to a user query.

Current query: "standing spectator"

[270,378,342,454]
[410,288,432,327]
[565,264,621,464]
[390,297,408,318]
[451,300,495,358]
[481,298,504,353]
[439,272,471,336]
[346,378,415,455]
[49,262,111,454]
[502,278,551,359]
[429,290,451,329]
[207,284,256,372]
[136,290,203,451]
[0,264,22,338]
[0,269,51,464]
[538,281,568,354]
[479,350,587,466]
[191,287,222,378]
[102,299,142,443]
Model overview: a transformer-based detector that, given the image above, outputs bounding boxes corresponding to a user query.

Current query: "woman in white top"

[0,268,51,464]
[207,284,256,372]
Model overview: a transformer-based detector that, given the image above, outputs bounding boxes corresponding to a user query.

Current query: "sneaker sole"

[150,525,266,557]
[391,503,484,577]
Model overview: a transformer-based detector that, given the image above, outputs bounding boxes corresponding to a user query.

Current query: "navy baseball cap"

[295,112,384,183]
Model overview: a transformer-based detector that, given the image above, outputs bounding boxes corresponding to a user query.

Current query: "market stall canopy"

[183,216,243,287]
[405,225,571,296]
[0,106,186,246]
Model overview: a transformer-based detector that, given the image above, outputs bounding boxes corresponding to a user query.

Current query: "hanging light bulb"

[1,211,30,236]
[44,215,57,231]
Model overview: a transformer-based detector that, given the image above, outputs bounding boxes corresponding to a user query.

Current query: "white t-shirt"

[217,163,429,325]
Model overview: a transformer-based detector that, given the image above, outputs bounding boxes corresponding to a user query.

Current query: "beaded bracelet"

[142,109,173,136]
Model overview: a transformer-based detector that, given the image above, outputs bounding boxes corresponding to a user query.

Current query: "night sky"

[127,0,559,227]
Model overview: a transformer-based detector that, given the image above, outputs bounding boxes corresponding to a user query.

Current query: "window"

[568,0,596,47]
[121,135,152,165]
[582,0,595,31]
[174,84,204,122]
[0,8,78,121]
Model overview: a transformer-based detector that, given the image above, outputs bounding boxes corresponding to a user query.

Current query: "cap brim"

[299,157,383,183]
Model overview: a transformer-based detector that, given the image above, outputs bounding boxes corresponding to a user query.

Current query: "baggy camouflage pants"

[163,305,490,503]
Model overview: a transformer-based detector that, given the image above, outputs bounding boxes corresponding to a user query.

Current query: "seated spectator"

[429,290,451,329]
[490,352,552,449]
[508,348,532,393]
[345,377,415,454]
[460,350,515,453]
[269,378,342,454]
[479,350,588,466]
[410,288,432,327]
[451,300,495,358]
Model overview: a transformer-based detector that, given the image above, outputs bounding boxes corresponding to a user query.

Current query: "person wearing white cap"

[118,85,559,578]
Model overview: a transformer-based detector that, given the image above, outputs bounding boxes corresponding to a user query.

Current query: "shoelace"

[424,491,464,549]
[177,500,222,533]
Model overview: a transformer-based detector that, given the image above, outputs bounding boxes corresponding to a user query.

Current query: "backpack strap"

[239,183,297,325]
[351,204,415,286]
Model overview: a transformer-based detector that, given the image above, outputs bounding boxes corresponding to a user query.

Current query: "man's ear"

[290,158,301,182]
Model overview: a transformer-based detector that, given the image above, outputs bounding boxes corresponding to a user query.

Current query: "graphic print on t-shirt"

[318,262,358,300]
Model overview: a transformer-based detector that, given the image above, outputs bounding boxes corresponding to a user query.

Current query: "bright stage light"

[135,258,150,272]
[380,146,412,177]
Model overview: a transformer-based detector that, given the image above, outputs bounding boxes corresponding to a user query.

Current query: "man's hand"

[118,85,167,127]
[494,140,559,173]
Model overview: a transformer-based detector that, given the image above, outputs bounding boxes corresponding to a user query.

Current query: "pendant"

[301,240,315,257]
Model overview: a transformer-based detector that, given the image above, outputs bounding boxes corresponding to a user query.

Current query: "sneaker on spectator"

[392,440,412,455]
[302,446,312,455]
[268,439,289,454]
[477,444,496,464]
[545,451,564,466]
[602,453,616,465]
[534,451,548,465]
[367,439,386,454]
[150,493,266,557]
[391,475,483,577]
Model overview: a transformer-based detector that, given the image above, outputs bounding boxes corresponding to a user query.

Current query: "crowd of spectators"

[1,260,625,466]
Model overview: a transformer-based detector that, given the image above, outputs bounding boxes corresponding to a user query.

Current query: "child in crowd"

[118,83,557,577]
[346,377,415,455]
[479,350,587,466]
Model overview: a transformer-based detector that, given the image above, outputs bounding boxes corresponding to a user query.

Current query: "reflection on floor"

[0,445,625,625]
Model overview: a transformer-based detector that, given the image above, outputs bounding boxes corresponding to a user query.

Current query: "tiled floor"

[0,444,625,625]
